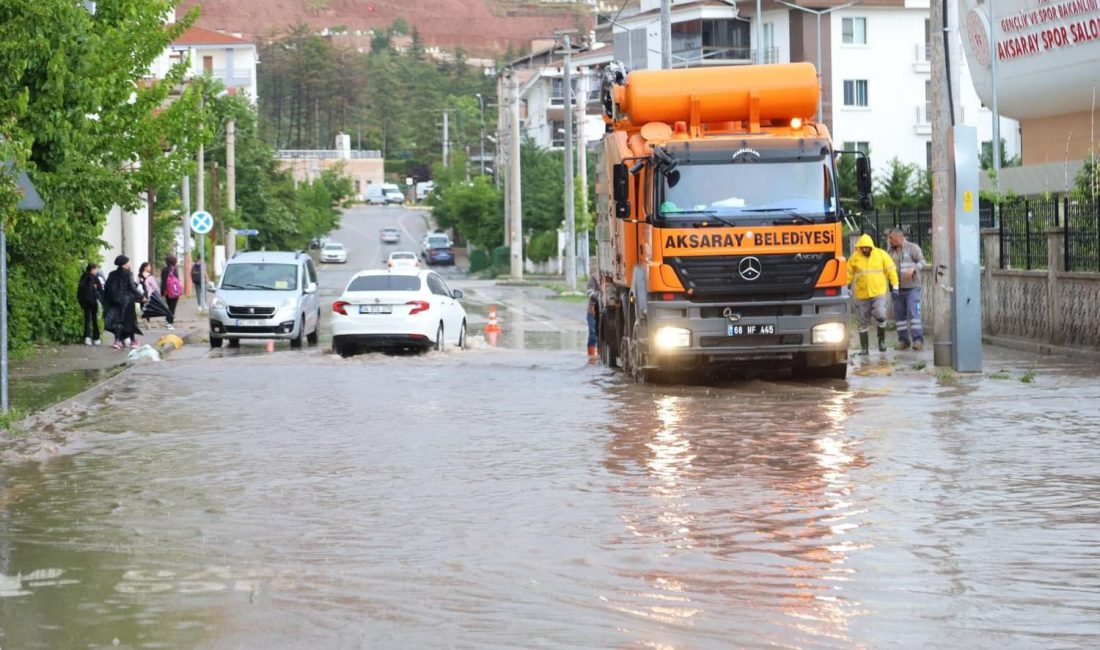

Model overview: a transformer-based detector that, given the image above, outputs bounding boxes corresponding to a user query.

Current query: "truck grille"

[227,306,276,319]
[669,254,831,302]
[699,334,804,348]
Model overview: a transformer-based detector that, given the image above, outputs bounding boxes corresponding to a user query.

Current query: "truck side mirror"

[856,156,875,211]
[613,162,631,219]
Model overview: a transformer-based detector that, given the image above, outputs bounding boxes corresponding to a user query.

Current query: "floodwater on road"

[3,338,1099,649]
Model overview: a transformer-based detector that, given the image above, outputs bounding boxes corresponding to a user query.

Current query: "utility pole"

[563,34,577,291]
[989,0,1001,197]
[756,0,765,63]
[661,0,672,69]
[442,110,450,168]
[931,0,961,366]
[508,70,523,279]
[475,93,486,175]
[182,175,192,295]
[577,67,589,279]
[226,118,236,259]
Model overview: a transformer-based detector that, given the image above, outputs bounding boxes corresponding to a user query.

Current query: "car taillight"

[406,300,430,315]
[333,300,349,315]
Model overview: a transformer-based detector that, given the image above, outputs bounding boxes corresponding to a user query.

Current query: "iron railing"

[999,197,1058,270]
[1065,199,1100,272]
[859,205,995,264]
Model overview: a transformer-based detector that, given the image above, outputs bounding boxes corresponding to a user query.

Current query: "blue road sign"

[236,229,259,236]
[189,210,213,234]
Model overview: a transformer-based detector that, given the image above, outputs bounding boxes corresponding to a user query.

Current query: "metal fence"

[859,204,996,264]
[1065,199,1100,272]
[999,197,1059,270]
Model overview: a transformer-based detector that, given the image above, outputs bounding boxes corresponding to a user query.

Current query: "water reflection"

[601,380,869,645]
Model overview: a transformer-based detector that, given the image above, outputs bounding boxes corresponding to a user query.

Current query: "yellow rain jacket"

[847,234,899,300]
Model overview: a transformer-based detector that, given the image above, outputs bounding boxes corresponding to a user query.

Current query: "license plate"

[727,324,775,336]
[359,305,392,314]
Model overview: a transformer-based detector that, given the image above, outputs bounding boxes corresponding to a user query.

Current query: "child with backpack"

[161,254,184,319]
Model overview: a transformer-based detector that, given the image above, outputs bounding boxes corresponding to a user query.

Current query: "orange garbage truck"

[593,62,874,381]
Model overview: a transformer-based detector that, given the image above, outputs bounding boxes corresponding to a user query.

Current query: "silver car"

[208,251,322,349]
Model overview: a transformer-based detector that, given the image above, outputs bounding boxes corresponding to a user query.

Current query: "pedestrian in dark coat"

[77,263,103,346]
[104,255,143,349]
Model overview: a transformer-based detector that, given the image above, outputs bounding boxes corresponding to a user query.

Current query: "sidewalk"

[6,294,208,417]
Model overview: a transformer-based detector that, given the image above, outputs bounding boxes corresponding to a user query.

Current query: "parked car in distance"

[382,183,406,205]
[208,251,321,349]
[320,242,348,264]
[387,251,420,269]
[309,236,329,249]
[331,269,467,356]
[365,185,387,205]
[380,227,401,244]
[420,233,452,253]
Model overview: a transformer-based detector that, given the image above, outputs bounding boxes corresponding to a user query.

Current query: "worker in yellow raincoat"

[847,234,899,354]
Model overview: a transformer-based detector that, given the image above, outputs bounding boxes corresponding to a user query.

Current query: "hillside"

[177,0,591,55]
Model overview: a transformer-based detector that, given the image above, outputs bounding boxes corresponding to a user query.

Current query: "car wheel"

[227,338,240,348]
[307,312,319,345]
[434,323,444,352]
[209,335,223,349]
[290,315,304,348]
[458,320,467,350]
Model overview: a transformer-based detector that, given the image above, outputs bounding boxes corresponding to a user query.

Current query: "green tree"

[875,157,920,210]
[0,0,200,346]
[391,17,410,36]
[1070,154,1098,202]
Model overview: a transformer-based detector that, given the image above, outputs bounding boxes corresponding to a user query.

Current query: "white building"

[510,0,1020,179]
[100,16,259,272]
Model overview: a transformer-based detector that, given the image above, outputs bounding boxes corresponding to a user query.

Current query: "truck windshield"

[659,158,837,222]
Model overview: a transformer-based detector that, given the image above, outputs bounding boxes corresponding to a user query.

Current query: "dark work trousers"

[82,304,100,340]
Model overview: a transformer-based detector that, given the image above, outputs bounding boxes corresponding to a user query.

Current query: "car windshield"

[382,229,398,234]
[391,253,415,260]
[427,236,450,248]
[220,263,298,291]
[323,244,344,251]
[659,158,836,222]
[347,275,422,292]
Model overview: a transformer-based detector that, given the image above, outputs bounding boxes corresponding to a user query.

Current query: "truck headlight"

[653,326,691,349]
[812,322,847,344]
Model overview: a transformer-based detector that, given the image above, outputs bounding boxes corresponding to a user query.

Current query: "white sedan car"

[320,242,348,264]
[331,269,467,356]
[387,251,420,269]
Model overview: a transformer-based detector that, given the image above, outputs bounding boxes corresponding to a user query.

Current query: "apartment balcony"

[913,43,930,73]
[672,45,753,67]
[208,67,253,90]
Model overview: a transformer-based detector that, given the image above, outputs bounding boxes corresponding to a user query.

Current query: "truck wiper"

[743,207,816,225]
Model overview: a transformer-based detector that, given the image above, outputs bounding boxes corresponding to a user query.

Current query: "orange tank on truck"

[592,62,876,382]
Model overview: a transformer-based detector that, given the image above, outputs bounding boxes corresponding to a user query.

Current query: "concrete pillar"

[981,228,1000,336]
[1047,228,1065,345]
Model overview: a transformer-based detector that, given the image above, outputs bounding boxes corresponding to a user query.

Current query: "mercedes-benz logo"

[738,256,762,281]
[722,307,742,322]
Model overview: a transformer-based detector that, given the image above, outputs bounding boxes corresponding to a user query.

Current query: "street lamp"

[474,93,486,175]
[776,1,860,123]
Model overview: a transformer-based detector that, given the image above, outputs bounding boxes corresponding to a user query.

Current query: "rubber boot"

[587,345,598,358]
[859,332,869,356]
[877,326,887,352]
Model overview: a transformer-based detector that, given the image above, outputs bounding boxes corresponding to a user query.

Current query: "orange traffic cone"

[265,339,275,353]
[487,330,499,347]
[485,305,502,333]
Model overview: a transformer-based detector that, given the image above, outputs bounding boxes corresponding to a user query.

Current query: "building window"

[843,80,869,107]
[926,141,933,170]
[550,120,565,148]
[842,17,867,45]
[924,19,931,61]
[843,141,870,155]
[761,22,776,63]
[203,55,213,73]
[924,80,932,123]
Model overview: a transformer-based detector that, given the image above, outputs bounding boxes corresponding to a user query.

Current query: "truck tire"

[599,307,619,368]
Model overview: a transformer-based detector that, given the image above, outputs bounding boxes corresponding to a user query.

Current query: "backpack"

[165,271,183,299]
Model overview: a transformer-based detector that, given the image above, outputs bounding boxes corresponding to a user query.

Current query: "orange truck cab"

[593,62,874,381]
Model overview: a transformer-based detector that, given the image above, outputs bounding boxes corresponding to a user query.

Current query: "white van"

[382,183,405,205]
[365,185,387,205]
